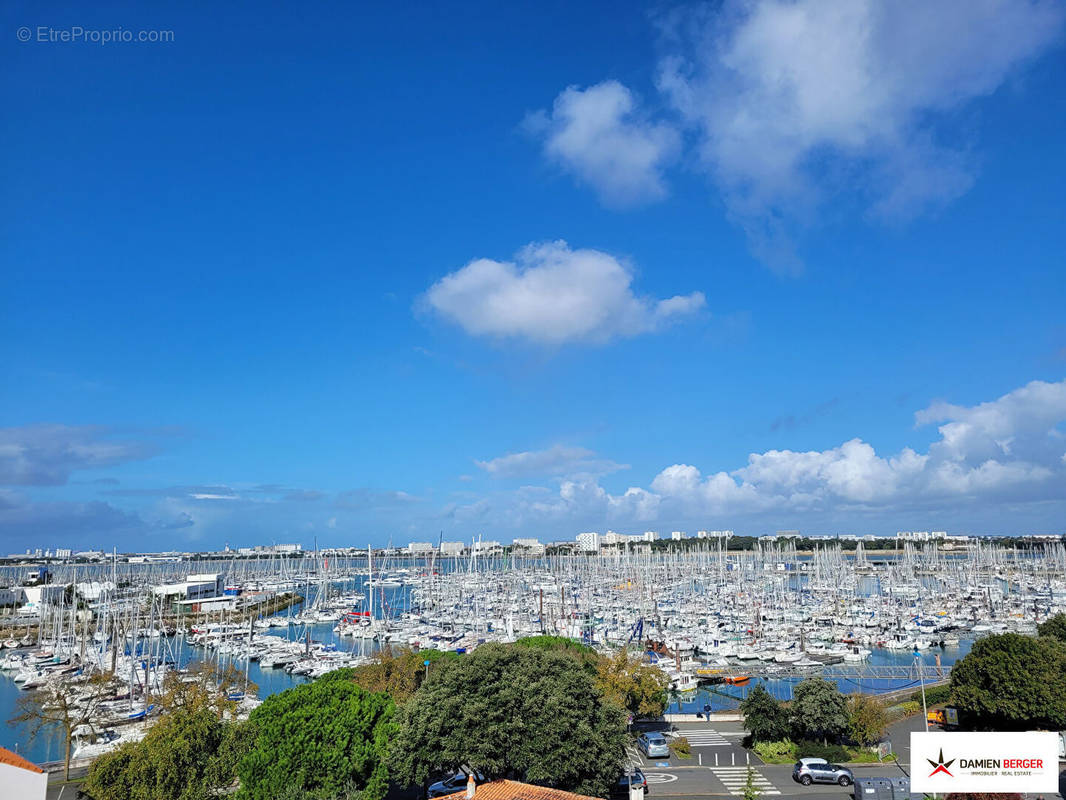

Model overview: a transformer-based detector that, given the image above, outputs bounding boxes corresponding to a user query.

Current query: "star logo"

[927,748,955,777]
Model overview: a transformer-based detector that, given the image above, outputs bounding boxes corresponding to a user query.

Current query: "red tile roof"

[0,746,45,774]
[437,779,603,800]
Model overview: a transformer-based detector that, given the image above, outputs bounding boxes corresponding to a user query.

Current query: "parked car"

[428,771,486,797]
[611,768,648,796]
[637,732,670,758]
[792,757,854,786]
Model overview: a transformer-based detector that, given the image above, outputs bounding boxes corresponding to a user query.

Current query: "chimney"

[466,774,476,799]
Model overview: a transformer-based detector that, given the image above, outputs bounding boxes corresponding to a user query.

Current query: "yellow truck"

[926,707,958,728]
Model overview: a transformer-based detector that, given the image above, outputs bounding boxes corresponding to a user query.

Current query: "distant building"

[696,530,709,539]
[440,541,465,556]
[153,573,225,610]
[670,531,685,541]
[642,531,659,541]
[575,532,600,553]
[512,538,545,556]
[407,542,435,554]
[601,530,624,545]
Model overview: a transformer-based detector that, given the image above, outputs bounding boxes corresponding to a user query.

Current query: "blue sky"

[2,0,1065,552]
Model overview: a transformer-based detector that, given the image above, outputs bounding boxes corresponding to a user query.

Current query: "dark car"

[428,771,486,798]
[792,758,854,786]
[612,768,648,796]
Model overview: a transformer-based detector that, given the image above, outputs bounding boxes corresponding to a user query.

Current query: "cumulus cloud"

[526,81,680,207]
[658,0,1061,257]
[648,378,1066,516]
[424,240,705,345]
[0,424,157,486]
[457,378,1066,535]
[530,1,1063,271]
[476,444,627,479]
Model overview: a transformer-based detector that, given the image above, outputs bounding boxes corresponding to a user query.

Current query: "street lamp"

[915,648,928,731]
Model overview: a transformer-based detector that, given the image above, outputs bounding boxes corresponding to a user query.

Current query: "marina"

[1,539,1063,765]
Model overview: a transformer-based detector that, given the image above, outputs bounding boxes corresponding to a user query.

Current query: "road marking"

[643,773,679,784]
[708,766,782,795]
[626,746,646,767]
[676,728,732,747]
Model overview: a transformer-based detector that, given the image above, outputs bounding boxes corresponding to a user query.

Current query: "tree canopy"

[949,632,1066,729]
[846,693,887,747]
[596,650,670,718]
[739,684,789,744]
[1037,613,1066,643]
[789,677,849,744]
[389,643,625,797]
[237,677,395,800]
[84,708,231,800]
[340,647,459,704]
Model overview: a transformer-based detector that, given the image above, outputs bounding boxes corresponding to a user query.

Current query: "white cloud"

[529,2,1063,272]
[477,444,627,479]
[527,81,680,207]
[424,240,705,345]
[660,0,1064,269]
[464,379,1066,533]
[648,379,1066,515]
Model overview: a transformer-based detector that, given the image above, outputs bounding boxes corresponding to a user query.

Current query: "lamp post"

[915,648,928,731]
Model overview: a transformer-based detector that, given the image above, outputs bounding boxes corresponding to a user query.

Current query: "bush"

[671,736,691,758]
[752,739,798,763]
[910,685,952,706]
[898,701,921,716]
[751,738,891,765]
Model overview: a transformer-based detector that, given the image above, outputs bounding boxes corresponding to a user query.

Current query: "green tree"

[789,677,849,745]
[237,677,395,800]
[341,647,459,704]
[1037,613,1066,643]
[596,650,671,718]
[390,643,625,797]
[84,708,227,800]
[846,693,887,747]
[949,632,1066,729]
[739,684,789,744]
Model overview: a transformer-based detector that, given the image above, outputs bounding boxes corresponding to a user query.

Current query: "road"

[629,716,1066,800]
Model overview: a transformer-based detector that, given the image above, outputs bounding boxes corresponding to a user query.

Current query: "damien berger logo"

[911,731,1058,793]
[925,747,1045,779]
[927,748,955,777]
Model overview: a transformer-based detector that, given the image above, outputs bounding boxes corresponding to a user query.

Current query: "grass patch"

[671,736,692,759]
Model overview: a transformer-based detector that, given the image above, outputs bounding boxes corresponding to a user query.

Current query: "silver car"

[637,732,671,758]
[792,757,854,786]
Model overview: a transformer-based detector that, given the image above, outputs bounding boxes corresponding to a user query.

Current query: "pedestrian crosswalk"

[678,728,731,747]
[709,766,781,795]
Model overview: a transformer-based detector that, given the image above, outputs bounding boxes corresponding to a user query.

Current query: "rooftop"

[437,780,603,800]
[0,745,44,773]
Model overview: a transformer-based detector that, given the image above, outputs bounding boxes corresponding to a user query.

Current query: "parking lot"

[624,719,911,800]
